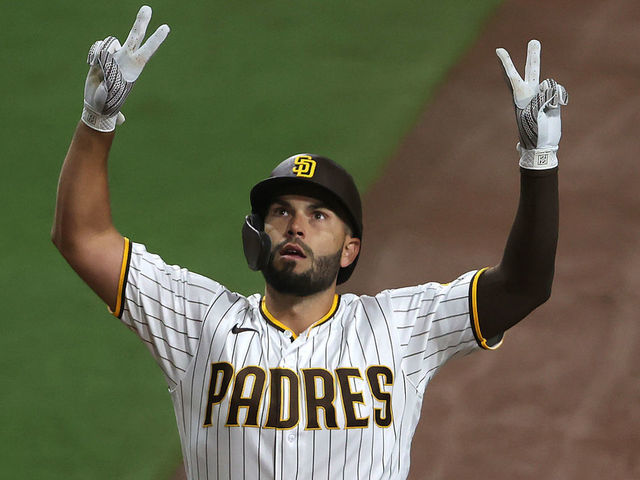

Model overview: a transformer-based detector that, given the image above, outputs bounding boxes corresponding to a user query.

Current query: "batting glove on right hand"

[496,40,568,170]
[81,5,170,132]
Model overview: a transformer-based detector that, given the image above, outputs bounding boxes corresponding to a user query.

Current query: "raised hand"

[82,5,170,132]
[496,40,568,170]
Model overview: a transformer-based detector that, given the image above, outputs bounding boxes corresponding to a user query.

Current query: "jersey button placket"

[280,330,302,367]
[281,429,299,477]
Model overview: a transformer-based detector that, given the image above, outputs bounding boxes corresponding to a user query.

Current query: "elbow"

[51,234,71,261]
[50,225,68,254]
[496,264,554,312]
[534,283,552,308]
[51,226,61,250]
[50,225,79,260]
[525,274,554,311]
[51,225,62,251]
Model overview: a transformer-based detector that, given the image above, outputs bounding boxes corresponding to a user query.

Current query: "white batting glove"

[496,40,568,170]
[81,5,170,132]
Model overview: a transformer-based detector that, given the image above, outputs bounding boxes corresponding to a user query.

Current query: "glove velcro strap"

[82,106,117,132]
[518,146,558,170]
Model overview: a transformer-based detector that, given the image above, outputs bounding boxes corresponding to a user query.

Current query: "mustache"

[273,239,313,258]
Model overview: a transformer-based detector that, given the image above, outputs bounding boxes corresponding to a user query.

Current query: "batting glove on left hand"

[82,5,170,132]
[496,40,568,170]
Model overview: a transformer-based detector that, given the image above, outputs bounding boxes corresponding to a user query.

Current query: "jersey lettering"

[265,368,300,429]
[204,362,394,430]
[366,366,394,427]
[225,366,266,427]
[203,362,234,427]
[335,367,369,428]
[302,368,338,430]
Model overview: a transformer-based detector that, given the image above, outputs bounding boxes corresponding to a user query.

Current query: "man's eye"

[314,211,326,220]
[275,207,288,216]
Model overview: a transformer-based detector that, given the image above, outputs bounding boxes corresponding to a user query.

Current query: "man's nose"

[287,213,305,238]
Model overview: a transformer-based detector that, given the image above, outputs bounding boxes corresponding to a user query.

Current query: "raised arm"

[475,40,568,341]
[51,6,170,311]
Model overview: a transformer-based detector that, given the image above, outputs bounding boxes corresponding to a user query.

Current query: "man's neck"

[263,284,338,335]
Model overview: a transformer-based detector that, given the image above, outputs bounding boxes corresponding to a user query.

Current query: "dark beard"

[262,242,342,297]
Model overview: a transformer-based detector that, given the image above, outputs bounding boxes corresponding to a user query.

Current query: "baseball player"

[52,6,568,480]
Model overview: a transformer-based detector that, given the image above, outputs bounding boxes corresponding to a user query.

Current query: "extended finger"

[136,24,170,62]
[524,39,540,85]
[496,47,522,88]
[123,5,152,51]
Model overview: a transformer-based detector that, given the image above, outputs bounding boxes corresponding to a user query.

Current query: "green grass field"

[1,1,501,478]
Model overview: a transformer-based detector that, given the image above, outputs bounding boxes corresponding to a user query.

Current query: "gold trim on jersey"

[471,268,504,350]
[307,294,340,334]
[260,294,340,339]
[260,298,297,338]
[109,237,132,319]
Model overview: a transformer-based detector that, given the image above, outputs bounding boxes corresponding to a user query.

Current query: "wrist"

[81,105,118,133]
[517,144,558,170]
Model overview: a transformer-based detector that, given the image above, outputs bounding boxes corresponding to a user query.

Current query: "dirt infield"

[173,0,639,478]
[349,0,640,478]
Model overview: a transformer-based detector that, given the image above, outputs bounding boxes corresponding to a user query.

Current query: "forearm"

[502,168,558,292]
[52,122,118,250]
[477,168,558,337]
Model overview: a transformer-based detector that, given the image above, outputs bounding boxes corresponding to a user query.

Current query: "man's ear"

[341,237,361,268]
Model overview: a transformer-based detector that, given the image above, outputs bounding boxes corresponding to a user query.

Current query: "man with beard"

[52,6,567,480]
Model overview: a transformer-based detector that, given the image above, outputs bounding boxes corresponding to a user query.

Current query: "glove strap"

[517,144,558,170]
[82,105,117,132]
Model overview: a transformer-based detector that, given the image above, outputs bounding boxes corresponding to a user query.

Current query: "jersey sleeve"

[109,238,224,387]
[382,269,504,394]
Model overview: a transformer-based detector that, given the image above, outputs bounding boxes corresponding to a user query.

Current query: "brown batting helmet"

[242,153,363,284]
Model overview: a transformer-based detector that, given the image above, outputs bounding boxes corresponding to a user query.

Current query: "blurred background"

[2,1,638,479]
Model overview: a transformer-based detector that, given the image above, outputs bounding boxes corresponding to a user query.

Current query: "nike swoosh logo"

[231,324,258,334]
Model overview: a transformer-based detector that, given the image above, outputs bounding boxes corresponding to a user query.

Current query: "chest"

[191,308,401,431]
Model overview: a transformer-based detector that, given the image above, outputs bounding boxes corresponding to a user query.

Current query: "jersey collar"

[260,294,341,340]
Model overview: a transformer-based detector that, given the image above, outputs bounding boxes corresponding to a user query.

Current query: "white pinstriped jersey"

[112,238,502,480]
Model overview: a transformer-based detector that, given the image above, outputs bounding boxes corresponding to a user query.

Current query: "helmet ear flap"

[242,213,272,271]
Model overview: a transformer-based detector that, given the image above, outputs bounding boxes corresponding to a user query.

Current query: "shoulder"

[339,271,479,324]
[377,270,478,302]
[126,240,240,315]
[130,241,223,289]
